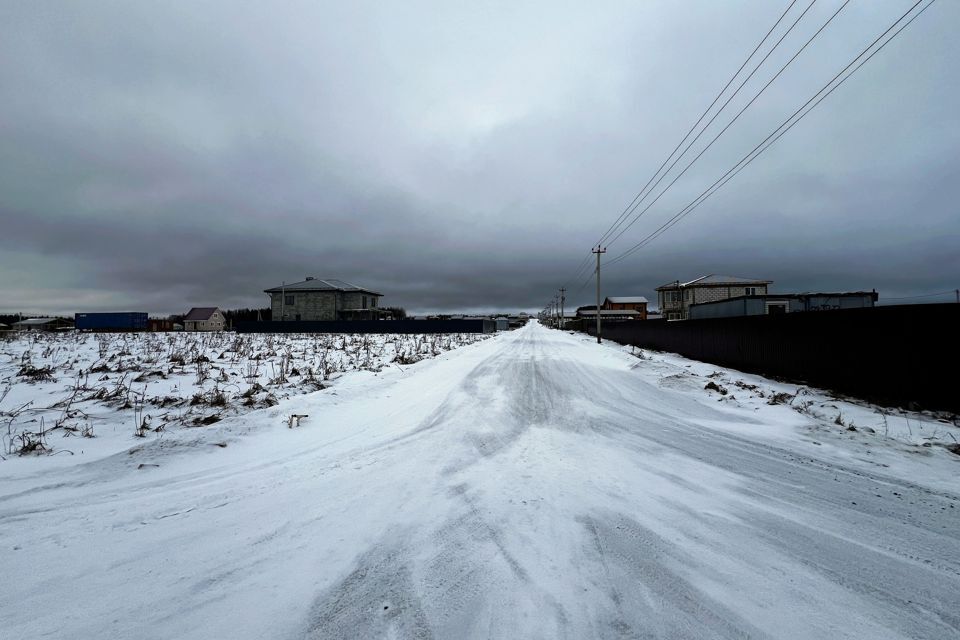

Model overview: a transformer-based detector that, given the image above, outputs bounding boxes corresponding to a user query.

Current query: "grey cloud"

[1,1,957,315]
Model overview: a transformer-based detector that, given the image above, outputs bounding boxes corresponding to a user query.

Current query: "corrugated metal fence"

[584,304,959,413]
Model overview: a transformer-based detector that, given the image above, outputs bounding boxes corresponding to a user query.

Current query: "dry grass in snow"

[0,331,489,459]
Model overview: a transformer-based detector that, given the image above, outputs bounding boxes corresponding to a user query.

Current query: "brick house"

[656,275,772,320]
[265,277,383,321]
[183,308,226,331]
[602,296,649,320]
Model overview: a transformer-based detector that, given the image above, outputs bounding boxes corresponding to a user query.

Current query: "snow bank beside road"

[1,322,957,639]
[580,331,960,492]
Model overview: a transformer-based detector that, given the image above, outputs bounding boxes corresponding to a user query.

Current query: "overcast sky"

[1,0,957,315]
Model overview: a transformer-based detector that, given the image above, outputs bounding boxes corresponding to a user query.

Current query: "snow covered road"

[2,322,958,639]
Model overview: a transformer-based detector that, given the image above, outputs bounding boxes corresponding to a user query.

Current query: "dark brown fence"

[236,319,496,334]
[584,304,959,413]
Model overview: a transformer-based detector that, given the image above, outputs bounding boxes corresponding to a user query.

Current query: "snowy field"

[1,322,958,639]
[0,331,488,463]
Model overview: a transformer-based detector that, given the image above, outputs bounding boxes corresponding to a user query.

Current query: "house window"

[371,297,377,308]
[285,295,295,305]
[744,287,758,296]
[362,296,368,309]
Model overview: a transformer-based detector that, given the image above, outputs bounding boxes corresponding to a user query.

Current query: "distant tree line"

[222,308,272,325]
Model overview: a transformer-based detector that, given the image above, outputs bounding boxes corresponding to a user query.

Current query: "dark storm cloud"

[1,0,957,314]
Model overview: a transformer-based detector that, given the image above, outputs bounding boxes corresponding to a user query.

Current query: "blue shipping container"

[75,312,149,331]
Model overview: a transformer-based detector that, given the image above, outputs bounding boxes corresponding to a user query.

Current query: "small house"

[183,307,225,332]
[602,296,649,320]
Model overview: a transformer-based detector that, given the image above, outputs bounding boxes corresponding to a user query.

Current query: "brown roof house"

[656,275,772,320]
[602,296,649,320]
[183,307,225,332]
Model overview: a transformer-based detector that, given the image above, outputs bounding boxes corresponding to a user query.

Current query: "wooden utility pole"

[592,246,606,343]
[559,287,566,330]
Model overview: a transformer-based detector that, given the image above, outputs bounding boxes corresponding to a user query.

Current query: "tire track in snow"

[5,322,960,639]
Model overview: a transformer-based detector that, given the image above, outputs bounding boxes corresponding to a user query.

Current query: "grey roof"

[576,309,640,317]
[656,274,773,290]
[605,296,649,304]
[12,318,61,326]
[264,278,382,296]
[183,307,220,321]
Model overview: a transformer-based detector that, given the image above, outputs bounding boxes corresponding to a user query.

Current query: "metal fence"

[584,304,959,413]
[235,319,496,334]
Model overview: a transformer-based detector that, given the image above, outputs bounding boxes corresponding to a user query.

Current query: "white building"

[183,307,226,331]
[656,275,772,320]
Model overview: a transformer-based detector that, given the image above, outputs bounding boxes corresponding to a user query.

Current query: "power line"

[575,257,599,295]
[594,0,802,249]
[568,0,936,298]
[562,0,801,291]
[607,0,933,265]
[600,0,815,249]
[564,253,595,290]
[604,0,849,249]
[605,0,935,268]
